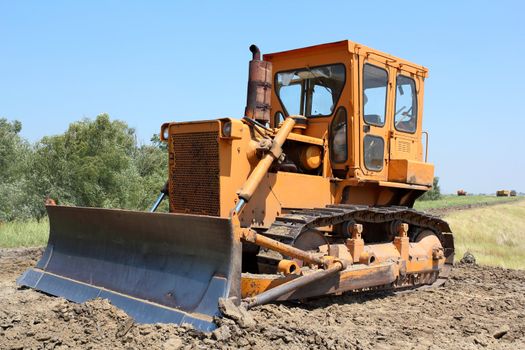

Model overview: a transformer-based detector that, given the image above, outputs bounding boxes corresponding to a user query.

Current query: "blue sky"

[1,1,524,194]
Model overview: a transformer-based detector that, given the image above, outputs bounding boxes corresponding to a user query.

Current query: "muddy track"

[1,248,524,349]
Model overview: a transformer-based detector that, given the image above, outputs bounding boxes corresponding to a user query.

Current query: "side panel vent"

[397,140,411,153]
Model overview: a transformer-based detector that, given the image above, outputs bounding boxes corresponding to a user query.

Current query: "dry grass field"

[445,199,525,269]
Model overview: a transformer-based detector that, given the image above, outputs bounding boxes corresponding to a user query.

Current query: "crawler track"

[257,205,454,291]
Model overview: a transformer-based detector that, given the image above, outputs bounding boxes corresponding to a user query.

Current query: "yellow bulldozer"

[18,40,454,332]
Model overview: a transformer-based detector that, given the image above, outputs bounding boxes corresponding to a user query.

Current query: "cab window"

[330,107,347,163]
[363,135,384,171]
[394,75,417,133]
[363,64,388,126]
[275,64,345,117]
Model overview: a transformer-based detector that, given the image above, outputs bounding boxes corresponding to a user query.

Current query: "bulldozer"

[18,40,454,332]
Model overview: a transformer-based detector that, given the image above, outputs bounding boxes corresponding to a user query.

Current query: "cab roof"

[264,40,428,77]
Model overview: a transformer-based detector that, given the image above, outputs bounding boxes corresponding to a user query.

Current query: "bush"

[418,177,442,201]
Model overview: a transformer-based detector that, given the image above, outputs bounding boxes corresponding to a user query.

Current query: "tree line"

[0,114,167,222]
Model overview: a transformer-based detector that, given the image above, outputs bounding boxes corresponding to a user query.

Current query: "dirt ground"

[1,248,524,350]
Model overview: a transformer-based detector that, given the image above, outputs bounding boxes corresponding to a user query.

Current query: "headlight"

[222,122,232,138]
[162,126,169,140]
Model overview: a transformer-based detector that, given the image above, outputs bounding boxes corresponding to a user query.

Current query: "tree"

[0,118,24,180]
[418,176,442,201]
[150,133,167,151]
[130,141,168,211]
[0,119,33,221]
[1,114,169,221]
[28,114,143,211]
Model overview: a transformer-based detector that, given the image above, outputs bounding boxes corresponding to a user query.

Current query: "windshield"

[275,64,345,117]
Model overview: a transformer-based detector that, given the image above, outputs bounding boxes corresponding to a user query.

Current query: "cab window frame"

[329,106,348,164]
[363,134,385,172]
[274,111,285,126]
[274,63,346,119]
[393,74,418,134]
[362,63,389,128]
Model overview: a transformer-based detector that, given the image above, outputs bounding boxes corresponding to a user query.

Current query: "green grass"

[414,195,519,211]
[444,199,525,269]
[0,218,49,248]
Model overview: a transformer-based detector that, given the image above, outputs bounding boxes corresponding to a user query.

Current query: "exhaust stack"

[245,44,272,124]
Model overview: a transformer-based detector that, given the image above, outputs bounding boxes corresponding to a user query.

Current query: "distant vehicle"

[496,190,510,197]
[510,190,517,197]
[457,190,467,196]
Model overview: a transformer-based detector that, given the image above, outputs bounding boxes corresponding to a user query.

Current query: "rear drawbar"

[17,206,242,332]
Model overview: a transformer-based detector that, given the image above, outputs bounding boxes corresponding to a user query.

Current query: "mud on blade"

[17,206,241,332]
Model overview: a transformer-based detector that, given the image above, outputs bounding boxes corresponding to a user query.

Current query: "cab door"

[358,56,392,181]
[389,70,422,162]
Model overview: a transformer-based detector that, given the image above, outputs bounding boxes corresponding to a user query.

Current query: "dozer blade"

[17,206,241,332]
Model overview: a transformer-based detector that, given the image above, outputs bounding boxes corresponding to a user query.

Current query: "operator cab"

[264,40,433,188]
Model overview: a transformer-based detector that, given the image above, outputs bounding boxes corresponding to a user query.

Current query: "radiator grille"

[170,131,220,216]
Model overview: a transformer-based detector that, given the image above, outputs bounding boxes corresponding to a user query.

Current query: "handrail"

[422,131,429,162]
